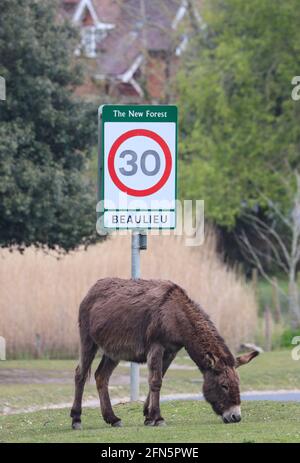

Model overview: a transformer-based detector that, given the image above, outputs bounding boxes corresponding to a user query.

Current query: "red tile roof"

[97,0,182,76]
[60,0,185,78]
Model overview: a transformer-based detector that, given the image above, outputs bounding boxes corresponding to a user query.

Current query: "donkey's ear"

[204,352,219,370]
[235,350,259,368]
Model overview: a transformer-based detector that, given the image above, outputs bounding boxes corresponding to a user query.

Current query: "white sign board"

[99,105,177,229]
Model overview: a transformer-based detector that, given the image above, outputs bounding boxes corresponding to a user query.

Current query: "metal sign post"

[0,76,5,101]
[130,232,141,400]
[98,105,177,401]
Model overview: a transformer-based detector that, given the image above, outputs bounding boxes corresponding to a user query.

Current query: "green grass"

[1,351,300,442]
[0,359,78,370]
[237,350,300,390]
[1,401,300,443]
[1,350,300,414]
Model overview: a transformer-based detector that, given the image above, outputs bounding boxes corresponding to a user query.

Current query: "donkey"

[70,278,258,429]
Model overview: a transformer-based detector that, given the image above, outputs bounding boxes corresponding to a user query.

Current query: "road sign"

[0,76,5,100]
[99,105,177,229]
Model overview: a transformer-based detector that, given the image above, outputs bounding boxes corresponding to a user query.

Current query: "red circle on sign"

[108,129,172,197]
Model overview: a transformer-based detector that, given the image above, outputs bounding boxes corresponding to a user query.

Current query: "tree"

[177,0,300,227]
[236,169,300,327]
[176,0,300,326]
[0,0,97,251]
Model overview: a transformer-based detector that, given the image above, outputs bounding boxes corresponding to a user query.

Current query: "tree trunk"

[288,266,300,329]
[272,277,281,323]
[264,306,272,352]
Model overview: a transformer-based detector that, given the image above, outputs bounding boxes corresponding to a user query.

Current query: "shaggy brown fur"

[70,278,258,428]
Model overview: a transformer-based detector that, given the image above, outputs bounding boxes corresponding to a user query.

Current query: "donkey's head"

[202,350,259,423]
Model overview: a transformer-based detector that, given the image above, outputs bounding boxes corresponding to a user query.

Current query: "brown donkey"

[71,278,258,429]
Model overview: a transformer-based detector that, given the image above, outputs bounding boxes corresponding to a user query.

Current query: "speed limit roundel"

[100,105,177,229]
[108,129,172,197]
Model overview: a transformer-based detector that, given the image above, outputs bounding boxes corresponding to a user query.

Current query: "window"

[81,26,107,58]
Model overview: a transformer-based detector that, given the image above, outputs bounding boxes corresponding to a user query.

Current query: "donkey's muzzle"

[222,405,241,424]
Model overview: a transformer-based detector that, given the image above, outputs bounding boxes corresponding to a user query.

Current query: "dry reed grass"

[0,230,257,357]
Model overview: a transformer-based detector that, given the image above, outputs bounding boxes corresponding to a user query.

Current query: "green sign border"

[97,104,178,231]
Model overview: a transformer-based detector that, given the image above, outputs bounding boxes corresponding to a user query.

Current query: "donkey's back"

[79,278,183,363]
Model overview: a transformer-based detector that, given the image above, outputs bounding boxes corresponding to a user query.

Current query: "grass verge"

[1,401,300,443]
[1,350,300,414]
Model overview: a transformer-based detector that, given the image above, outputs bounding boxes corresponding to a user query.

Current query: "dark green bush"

[280,329,300,348]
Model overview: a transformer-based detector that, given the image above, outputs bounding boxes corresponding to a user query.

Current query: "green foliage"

[280,328,300,348]
[177,0,300,227]
[0,0,97,251]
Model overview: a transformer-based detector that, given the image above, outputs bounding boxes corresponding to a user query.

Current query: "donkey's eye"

[221,384,229,391]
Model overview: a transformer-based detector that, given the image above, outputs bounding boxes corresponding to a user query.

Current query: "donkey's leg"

[70,339,98,430]
[144,343,165,426]
[143,350,176,423]
[95,354,121,427]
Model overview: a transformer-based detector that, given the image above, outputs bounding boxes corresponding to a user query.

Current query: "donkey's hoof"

[155,419,166,427]
[112,420,123,427]
[144,419,156,426]
[72,422,82,430]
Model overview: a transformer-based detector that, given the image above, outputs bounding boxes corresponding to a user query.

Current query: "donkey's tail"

[78,329,98,381]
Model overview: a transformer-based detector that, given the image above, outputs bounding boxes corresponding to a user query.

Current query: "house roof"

[59,0,122,24]
[59,0,79,20]
[96,0,184,77]
[93,0,122,23]
[60,0,187,79]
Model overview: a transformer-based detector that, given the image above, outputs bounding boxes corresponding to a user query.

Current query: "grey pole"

[130,231,140,401]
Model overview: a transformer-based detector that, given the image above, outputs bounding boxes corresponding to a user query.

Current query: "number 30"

[119,150,161,176]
